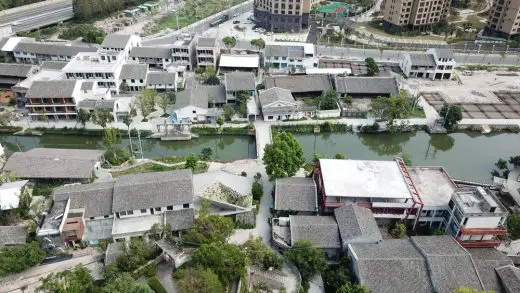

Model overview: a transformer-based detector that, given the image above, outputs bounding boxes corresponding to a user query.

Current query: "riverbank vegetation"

[191,125,252,136]
[491,155,520,179]
[111,161,208,177]
[273,122,349,134]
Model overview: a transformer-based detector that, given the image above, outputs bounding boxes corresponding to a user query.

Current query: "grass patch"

[111,162,208,177]
[31,182,62,197]
[17,25,59,39]
[409,107,426,118]
[154,156,185,164]
[465,15,486,30]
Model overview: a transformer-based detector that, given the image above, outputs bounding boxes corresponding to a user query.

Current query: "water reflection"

[358,132,415,156]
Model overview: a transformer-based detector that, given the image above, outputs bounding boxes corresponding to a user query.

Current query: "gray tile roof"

[80,81,94,91]
[264,45,304,58]
[0,226,27,245]
[129,46,171,59]
[53,181,115,218]
[26,80,78,98]
[224,72,255,91]
[4,148,105,180]
[434,48,455,60]
[40,61,68,71]
[289,215,341,248]
[77,99,116,110]
[468,248,513,293]
[495,265,520,293]
[350,239,434,293]
[101,34,132,49]
[197,38,217,48]
[334,204,382,245]
[411,236,484,293]
[146,72,175,85]
[0,63,35,77]
[274,177,316,212]
[174,85,226,109]
[259,87,295,106]
[120,64,148,80]
[265,75,332,94]
[165,208,194,230]
[408,53,436,67]
[335,76,400,96]
[13,41,98,56]
[112,170,193,213]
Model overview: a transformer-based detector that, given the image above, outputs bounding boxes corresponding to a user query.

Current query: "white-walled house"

[101,34,141,58]
[11,41,97,64]
[258,87,301,121]
[119,64,148,92]
[146,71,178,92]
[264,41,318,73]
[25,80,84,121]
[172,85,226,122]
[224,72,256,104]
[128,46,172,69]
[399,48,455,80]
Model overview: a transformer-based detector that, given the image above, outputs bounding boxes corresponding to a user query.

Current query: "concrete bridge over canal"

[255,124,272,161]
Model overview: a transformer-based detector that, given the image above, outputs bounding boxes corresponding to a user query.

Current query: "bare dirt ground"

[404,71,520,104]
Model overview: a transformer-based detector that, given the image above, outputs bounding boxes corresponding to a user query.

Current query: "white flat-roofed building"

[314,158,424,225]
[12,63,66,108]
[171,34,196,70]
[63,51,126,95]
[218,54,259,74]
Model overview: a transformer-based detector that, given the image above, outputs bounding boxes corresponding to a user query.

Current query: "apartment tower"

[383,0,450,30]
[253,0,319,32]
[486,0,520,38]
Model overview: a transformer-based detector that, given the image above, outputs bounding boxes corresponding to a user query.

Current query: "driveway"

[156,262,179,293]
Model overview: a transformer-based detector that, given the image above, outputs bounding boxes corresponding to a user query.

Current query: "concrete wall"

[465,216,503,229]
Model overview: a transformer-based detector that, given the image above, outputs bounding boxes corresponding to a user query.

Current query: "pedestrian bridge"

[255,124,272,160]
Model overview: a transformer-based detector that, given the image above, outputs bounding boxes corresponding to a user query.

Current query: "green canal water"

[0,131,518,183]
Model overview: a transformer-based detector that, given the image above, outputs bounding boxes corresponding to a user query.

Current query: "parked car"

[462,70,473,76]
[233,20,240,24]
[233,12,239,17]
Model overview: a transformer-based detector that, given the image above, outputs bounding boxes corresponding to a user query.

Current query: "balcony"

[460,226,507,236]
[457,239,501,248]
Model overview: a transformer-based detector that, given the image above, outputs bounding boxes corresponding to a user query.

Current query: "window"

[90,217,95,220]
[139,79,143,83]
[119,211,127,216]
[131,79,135,83]
[167,206,173,210]
[101,56,106,60]
[104,215,109,218]
[463,218,468,225]
[268,115,273,120]
[140,209,147,213]
[155,207,161,211]
[127,210,134,215]
[192,110,196,114]
[183,203,190,208]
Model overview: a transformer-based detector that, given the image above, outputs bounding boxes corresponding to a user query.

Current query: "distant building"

[119,64,148,92]
[265,75,333,99]
[334,76,400,99]
[101,34,141,58]
[171,34,196,70]
[382,0,450,31]
[253,0,320,32]
[486,0,520,38]
[25,80,84,121]
[224,72,256,104]
[264,41,317,73]
[0,63,37,89]
[258,87,300,121]
[128,46,172,69]
[11,40,98,64]
[146,71,180,92]
[218,54,260,74]
[172,85,226,122]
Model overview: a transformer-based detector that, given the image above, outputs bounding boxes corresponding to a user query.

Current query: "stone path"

[254,123,272,160]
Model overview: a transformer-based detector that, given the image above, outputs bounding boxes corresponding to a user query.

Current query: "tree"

[122,114,132,130]
[134,283,154,293]
[223,104,235,121]
[114,239,154,273]
[241,237,283,270]
[323,257,351,293]
[184,213,235,244]
[216,117,224,126]
[176,268,224,293]
[509,155,520,168]
[185,153,199,170]
[334,153,347,159]
[140,88,157,119]
[390,222,406,239]
[191,242,247,286]
[252,181,263,201]
[0,241,46,276]
[263,131,305,180]
[204,74,220,85]
[496,158,508,170]
[370,95,411,121]
[18,187,31,219]
[92,108,113,128]
[166,91,176,104]
[149,223,164,240]
[319,91,338,110]
[439,104,463,129]
[200,147,214,161]
[250,38,265,51]
[157,93,170,115]
[195,67,206,76]
[365,57,379,76]
[284,240,327,291]
[336,283,372,293]
[222,36,237,52]
[119,81,130,93]
[76,109,91,127]
[236,91,250,117]
[104,127,121,162]
[38,265,94,293]
[507,214,520,240]
[102,273,141,293]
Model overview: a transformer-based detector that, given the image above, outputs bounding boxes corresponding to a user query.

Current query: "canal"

[0,131,518,183]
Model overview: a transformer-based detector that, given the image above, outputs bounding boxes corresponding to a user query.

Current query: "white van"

[462,70,472,76]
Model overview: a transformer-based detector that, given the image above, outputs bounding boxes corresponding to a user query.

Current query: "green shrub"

[133,263,158,279]
[241,171,247,177]
[147,277,167,293]
[252,181,263,201]
[321,122,332,132]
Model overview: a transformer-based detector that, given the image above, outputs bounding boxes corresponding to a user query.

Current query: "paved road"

[318,46,520,65]
[142,1,253,46]
[0,0,74,33]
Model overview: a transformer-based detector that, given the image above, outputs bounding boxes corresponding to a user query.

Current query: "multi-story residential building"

[62,51,126,95]
[38,170,195,248]
[10,40,97,64]
[196,38,219,68]
[383,0,450,30]
[253,0,319,32]
[25,80,83,121]
[12,61,66,107]
[399,48,455,80]
[445,187,508,248]
[0,63,37,89]
[119,64,148,92]
[224,72,256,104]
[486,0,520,38]
[171,34,196,70]
[100,34,141,57]
[128,46,173,69]
[264,41,317,72]
[146,71,180,92]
